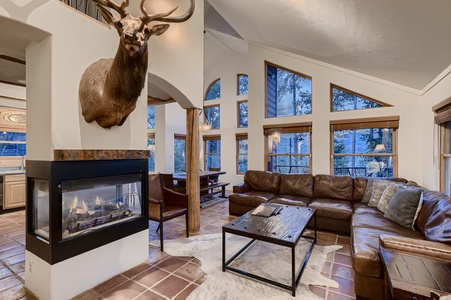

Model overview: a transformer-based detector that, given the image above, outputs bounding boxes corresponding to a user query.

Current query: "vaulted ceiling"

[2,0,451,93]
[204,0,451,91]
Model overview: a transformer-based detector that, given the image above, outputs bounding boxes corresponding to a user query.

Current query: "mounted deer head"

[79,0,195,128]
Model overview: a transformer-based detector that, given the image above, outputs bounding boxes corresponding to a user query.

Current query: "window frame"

[263,122,312,174]
[236,133,248,174]
[330,116,399,178]
[204,104,220,130]
[330,84,392,112]
[432,96,451,193]
[203,134,221,171]
[237,100,248,128]
[205,78,221,101]
[265,61,313,119]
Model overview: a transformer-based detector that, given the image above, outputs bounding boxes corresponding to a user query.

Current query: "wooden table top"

[380,246,451,300]
[223,205,315,247]
[173,171,226,180]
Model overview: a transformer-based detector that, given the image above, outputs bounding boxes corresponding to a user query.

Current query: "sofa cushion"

[279,174,314,198]
[244,170,280,194]
[368,179,391,208]
[313,174,353,201]
[415,189,448,234]
[270,195,311,207]
[377,183,400,213]
[361,178,373,204]
[308,198,353,220]
[384,186,423,230]
[423,197,451,244]
[353,177,368,202]
[228,191,275,207]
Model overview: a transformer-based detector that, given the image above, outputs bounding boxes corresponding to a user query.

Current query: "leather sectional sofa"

[229,170,451,300]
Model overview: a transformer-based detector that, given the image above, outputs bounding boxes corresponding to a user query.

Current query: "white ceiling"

[205,0,451,90]
[2,0,451,92]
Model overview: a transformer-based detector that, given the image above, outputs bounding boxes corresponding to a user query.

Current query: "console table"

[380,246,451,300]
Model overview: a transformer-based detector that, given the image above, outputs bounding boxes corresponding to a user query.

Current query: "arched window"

[205,79,221,101]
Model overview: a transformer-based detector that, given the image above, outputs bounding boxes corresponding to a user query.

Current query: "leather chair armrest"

[233,182,250,193]
[161,187,188,207]
[379,234,451,261]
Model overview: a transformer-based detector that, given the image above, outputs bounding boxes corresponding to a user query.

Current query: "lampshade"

[272,132,281,143]
[374,144,386,153]
[199,110,211,132]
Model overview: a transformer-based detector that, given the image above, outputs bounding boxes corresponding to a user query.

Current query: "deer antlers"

[93,0,195,24]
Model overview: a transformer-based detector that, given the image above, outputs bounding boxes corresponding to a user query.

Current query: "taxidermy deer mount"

[79,0,195,128]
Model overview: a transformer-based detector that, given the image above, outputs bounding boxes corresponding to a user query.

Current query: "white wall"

[204,42,425,187]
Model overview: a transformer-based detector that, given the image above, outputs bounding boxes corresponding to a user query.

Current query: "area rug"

[152,233,342,299]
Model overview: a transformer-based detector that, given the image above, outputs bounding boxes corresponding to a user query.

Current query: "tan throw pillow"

[368,179,391,208]
[377,183,400,213]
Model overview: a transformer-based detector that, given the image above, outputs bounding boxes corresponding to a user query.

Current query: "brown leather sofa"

[229,170,451,300]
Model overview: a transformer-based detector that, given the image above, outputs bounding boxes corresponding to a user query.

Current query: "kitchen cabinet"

[3,174,26,210]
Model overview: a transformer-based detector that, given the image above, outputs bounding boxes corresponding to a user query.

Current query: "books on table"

[251,203,283,217]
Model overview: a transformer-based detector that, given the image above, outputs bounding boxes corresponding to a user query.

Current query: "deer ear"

[96,5,120,28]
[150,24,170,36]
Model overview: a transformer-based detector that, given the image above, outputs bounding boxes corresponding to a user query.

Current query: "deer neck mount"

[79,0,195,128]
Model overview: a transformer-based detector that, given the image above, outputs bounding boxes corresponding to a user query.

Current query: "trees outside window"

[147,133,155,172]
[174,134,186,173]
[205,105,220,129]
[0,132,26,157]
[204,135,221,170]
[147,106,155,129]
[266,62,312,118]
[331,117,399,178]
[264,123,311,174]
[237,74,248,95]
[237,100,248,128]
[236,133,248,174]
[205,79,221,101]
[331,84,390,112]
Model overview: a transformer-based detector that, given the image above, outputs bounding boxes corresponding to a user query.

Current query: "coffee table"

[222,204,317,296]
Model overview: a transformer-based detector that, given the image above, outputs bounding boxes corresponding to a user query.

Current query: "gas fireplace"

[26,157,148,264]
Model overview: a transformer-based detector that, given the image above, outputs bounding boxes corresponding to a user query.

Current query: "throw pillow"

[377,183,400,213]
[361,179,374,204]
[368,179,391,208]
[384,187,423,230]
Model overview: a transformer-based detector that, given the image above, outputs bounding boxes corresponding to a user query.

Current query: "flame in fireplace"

[96,196,101,205]
[71,196,79,210]
[82,201,88,212]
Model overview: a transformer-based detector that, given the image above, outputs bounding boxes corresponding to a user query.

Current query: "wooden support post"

[186,108,200,234]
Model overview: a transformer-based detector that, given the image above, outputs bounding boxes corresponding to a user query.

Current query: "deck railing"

[59,0,101,21]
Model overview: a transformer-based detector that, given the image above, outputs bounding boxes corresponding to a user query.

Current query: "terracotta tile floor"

[0,199,356,300]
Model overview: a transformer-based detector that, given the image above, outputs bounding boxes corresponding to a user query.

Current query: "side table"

[380,246,451,300]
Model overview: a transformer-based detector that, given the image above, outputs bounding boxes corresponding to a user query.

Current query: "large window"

[264,123,312,174]
[147,133,155,172]
[236,133,248,174]
[266,62,312,118]
[147,106,155,129]
[237,100,248,128]
[237,74,248,95]
[204,135,221,170]
[331,84,390,112]
[174,134,186,173]
[331,117,399,178]
[205,79,220,101]
[205,105,220,130]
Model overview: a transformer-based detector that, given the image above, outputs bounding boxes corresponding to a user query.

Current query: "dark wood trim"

[54,149,150,161]
[147,96,175,106]
[432,96,451,112]
[0,54,25,65]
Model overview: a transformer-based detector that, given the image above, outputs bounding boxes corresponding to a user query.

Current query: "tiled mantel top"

[54,149,150,161]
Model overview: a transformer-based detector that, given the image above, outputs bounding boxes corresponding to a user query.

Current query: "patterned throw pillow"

[368,179,391,208]
[361,179,374,204]
[384,186,423,230]
[377,183,400,213]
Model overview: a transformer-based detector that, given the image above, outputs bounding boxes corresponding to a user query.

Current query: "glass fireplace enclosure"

[26,159,149,265]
